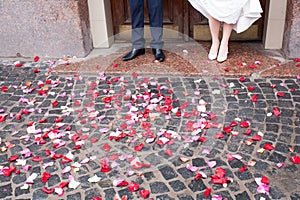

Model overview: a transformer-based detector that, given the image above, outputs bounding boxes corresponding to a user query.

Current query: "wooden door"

[187,0,267,41]
[111,0,185,40]
[111,0,267,41]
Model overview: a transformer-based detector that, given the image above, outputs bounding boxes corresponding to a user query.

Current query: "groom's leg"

[147,0,163,49]
[128,0,145,49]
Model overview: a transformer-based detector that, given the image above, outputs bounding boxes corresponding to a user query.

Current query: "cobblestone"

[0,60,299,199]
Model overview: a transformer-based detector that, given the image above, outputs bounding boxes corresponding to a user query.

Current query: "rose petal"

[248,160,257,166]
[263,143,274,151]
[88,175,101,183]
[251,134,261,141]
[204,188,212,197]
[113,178,128,187]
[26,173,38,184]
[252,94,258,102]
[179,156,190,163]
[186,164,199,172]
[215,168,226,178]
[212,195,223,200]
[69,179,81,189]
[139,189,150,199]
[240,121,251,128]
[54,187,64,196]
[273,107,280,116]
[276,92,285,97]
[42,172,52,183]
[62,166,72,174]
[128,182,140,192]
[134,143,144,151]
[207,161,217,168]
[164,148,173,157]
[42,187,54,194]
[290,156,300,164]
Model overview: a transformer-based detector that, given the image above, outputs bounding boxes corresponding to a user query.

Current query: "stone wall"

[283,0,300,59]
[0,0,92,58]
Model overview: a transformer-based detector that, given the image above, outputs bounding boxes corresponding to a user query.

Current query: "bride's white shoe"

[208,41,220,60]
[217,44,228,63]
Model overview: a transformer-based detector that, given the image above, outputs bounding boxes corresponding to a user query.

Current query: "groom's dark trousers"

[128,0,164,49]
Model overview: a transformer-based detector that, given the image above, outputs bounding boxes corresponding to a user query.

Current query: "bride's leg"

[208,17,221,60]
[217,23,233,62]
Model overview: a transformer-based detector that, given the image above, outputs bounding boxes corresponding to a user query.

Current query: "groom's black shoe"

[152,48,165,62]
[122,48,145,61]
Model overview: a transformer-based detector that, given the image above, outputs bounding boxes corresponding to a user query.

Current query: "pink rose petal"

[186,164,199,172]
[207,161,217,168]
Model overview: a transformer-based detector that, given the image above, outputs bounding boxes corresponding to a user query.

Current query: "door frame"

[88,0,287,50]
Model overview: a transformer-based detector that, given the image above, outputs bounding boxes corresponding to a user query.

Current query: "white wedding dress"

[188,0,263,33]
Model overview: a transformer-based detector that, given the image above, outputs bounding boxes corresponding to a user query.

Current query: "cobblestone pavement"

[0,59,299,200]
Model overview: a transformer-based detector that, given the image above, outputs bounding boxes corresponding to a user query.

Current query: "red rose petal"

[252,94,258,102]
[273,107,280,116]
[290,156,300,164]
[223,126,232,133]
[128,182,140,192]
[237,62,243,66]
[293,58,300,62]
[252,135,262,141]
[34,56,40,62]
[261,176,269,185]
[92,197,102,200]
[214,132,225,139]
[164,148,173,157]
[248,86,255,91]
[211,176,228,184]
[102,144,111,152]
[52,101,59,106]
[42,187,54,194]
[54,117,63,123]
[248,64,257,69]
[240,121,251,128]
[134,143,144,151]
[38,119,47,123]
[215,168,226,178]
[238,164,248,172]
[42,172,52,183]
[139,190,150,199]
[101,164,111,173]
[61,156,72,164]
[73,145,82,150]
[8,155,19,162]
[0,115,6,122]
[194,173,203,180]
[230,121,238,127]
[116,180,129,187]
[276,92,285,97]
[204,188,212,197]
[15,62,23,67]
[1,86,8,92]
[244,129,252,135]
[263,143,274,151]
[2,166,16,177]
[90,137,99,144]
[132,72,138,78]
[32,156,43,162]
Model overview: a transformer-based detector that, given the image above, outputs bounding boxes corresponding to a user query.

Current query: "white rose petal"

[88,175,101,183]
[20,184,29,190]
[69,179,81,189]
